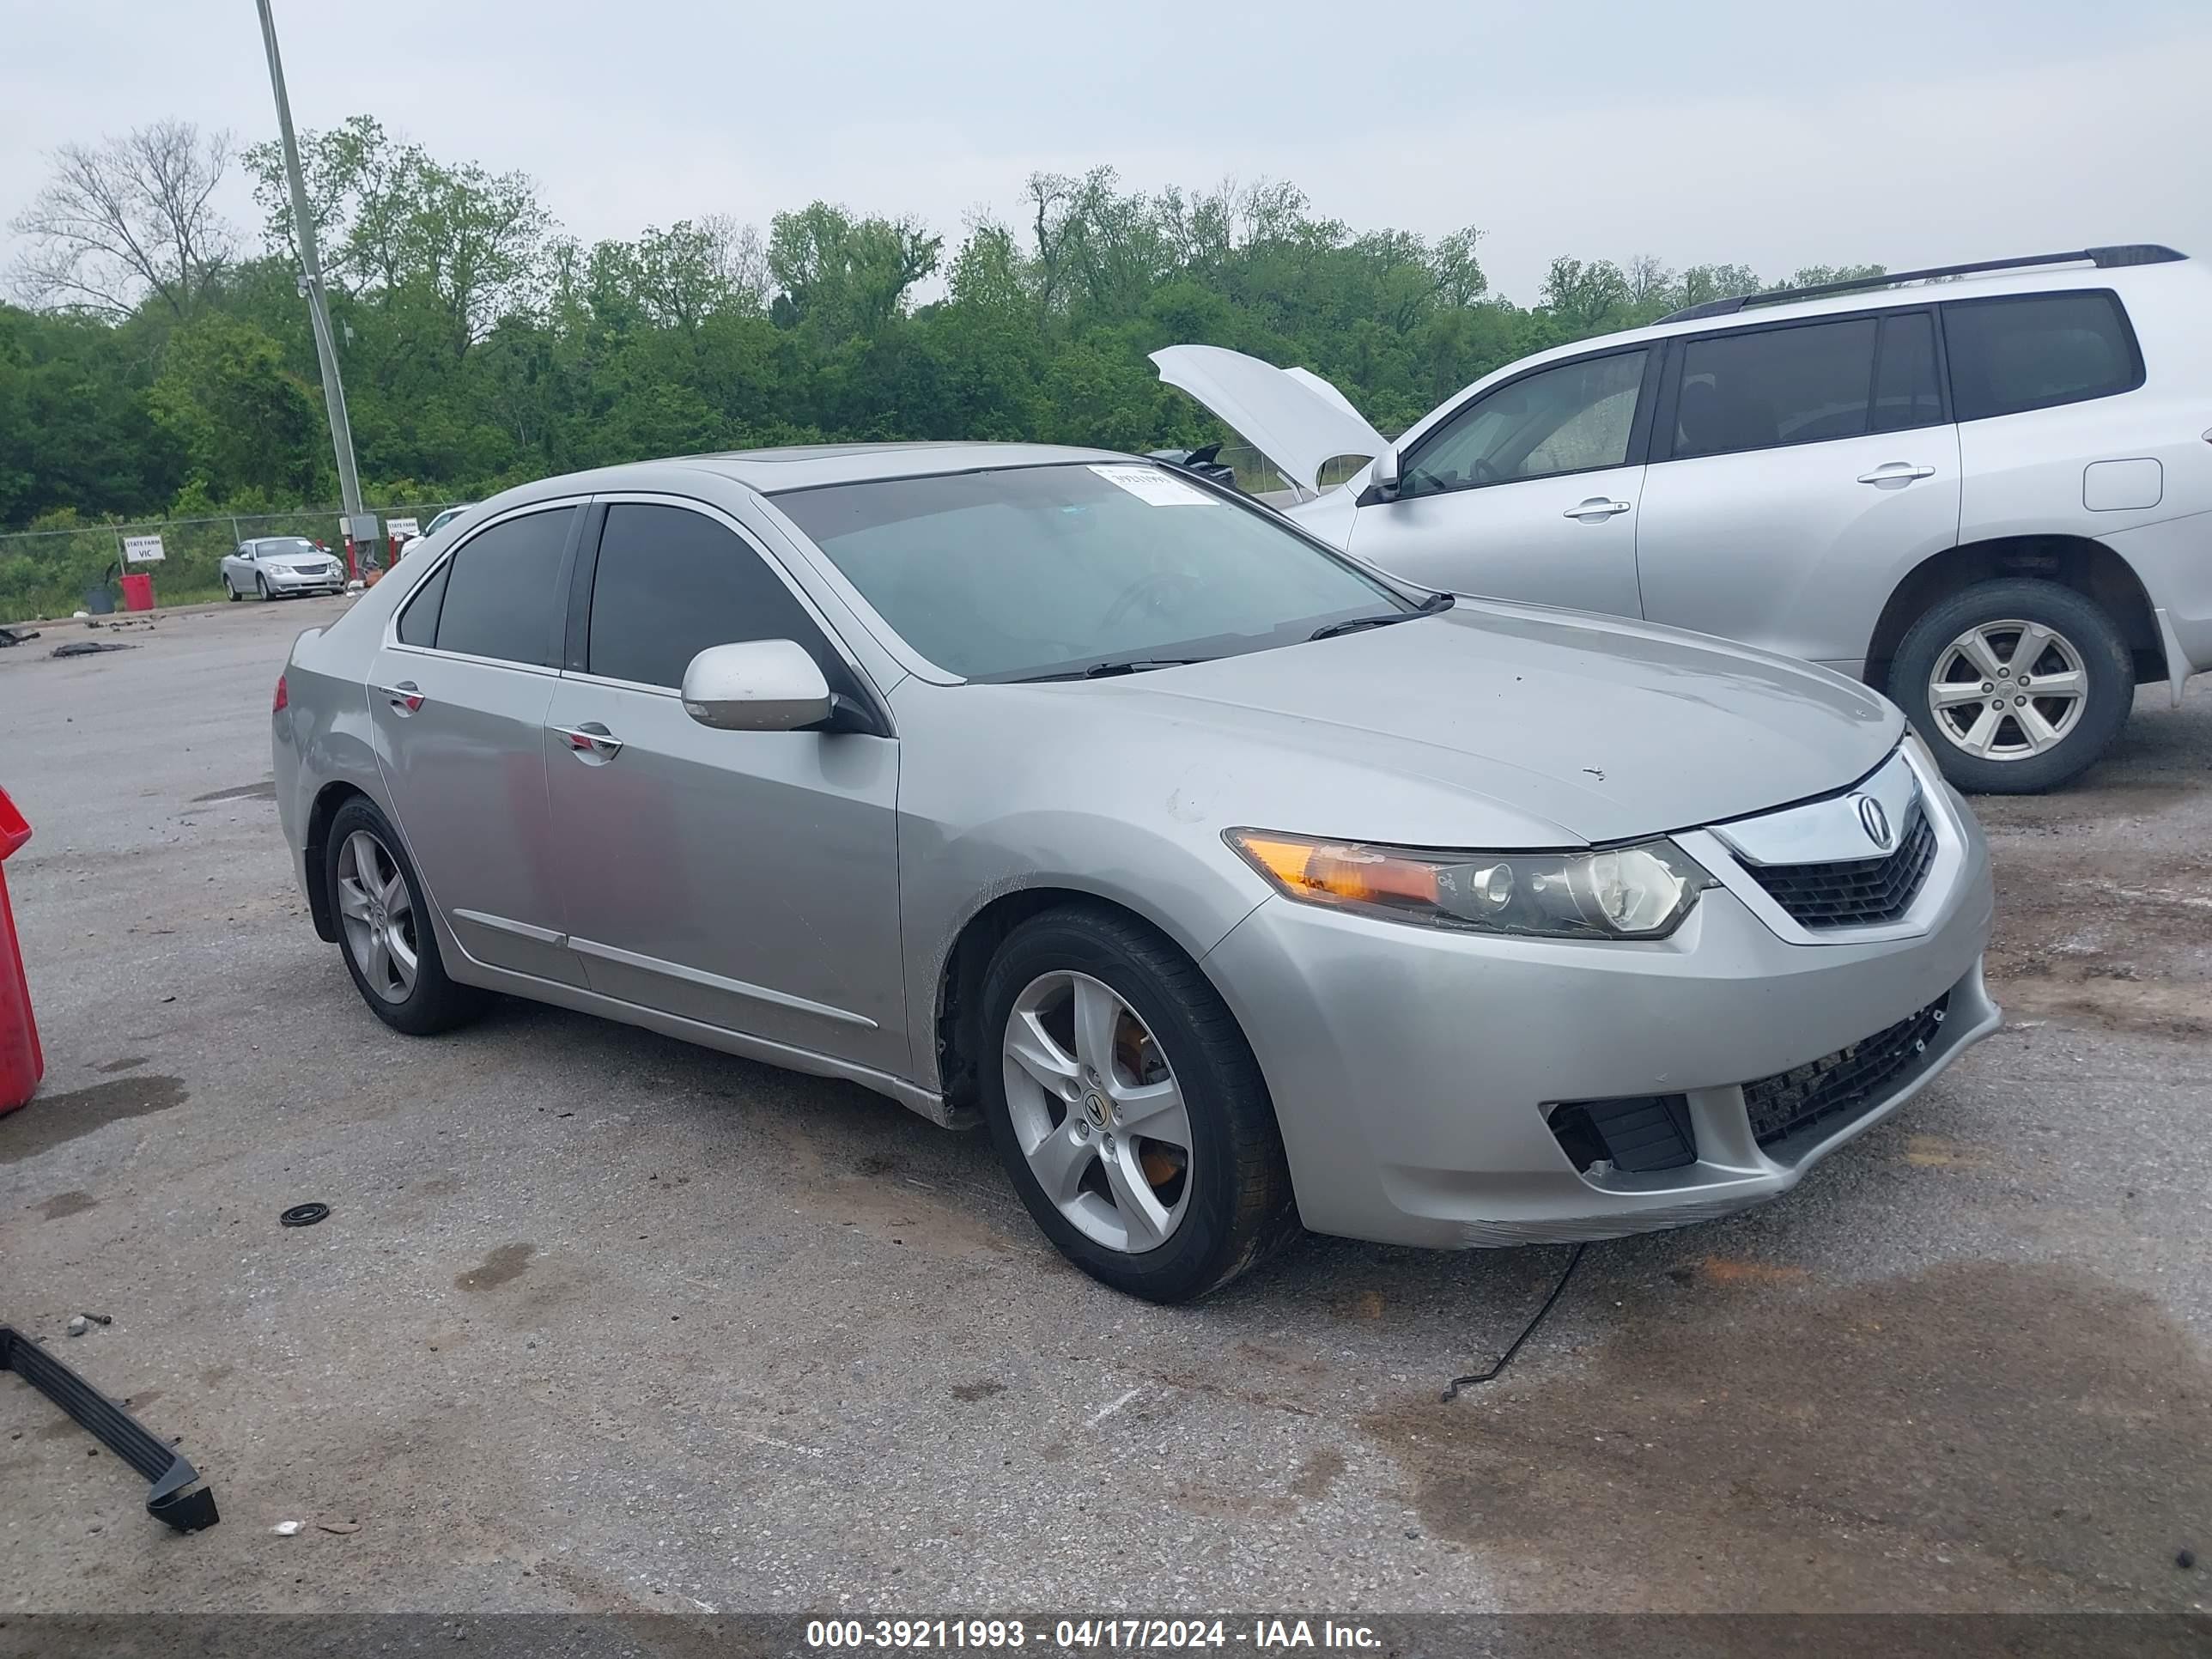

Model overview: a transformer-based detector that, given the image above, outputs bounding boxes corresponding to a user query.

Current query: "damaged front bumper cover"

[1,1323,220,1531]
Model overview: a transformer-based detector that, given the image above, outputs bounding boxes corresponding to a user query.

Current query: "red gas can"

[0,786,42,1115]
[119,572,155,611]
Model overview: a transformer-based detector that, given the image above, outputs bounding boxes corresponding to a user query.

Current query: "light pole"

[252,0,373,579]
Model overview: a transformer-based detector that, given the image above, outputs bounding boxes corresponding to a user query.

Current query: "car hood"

[1029,604,1902,847]
[1151,345,1385,497]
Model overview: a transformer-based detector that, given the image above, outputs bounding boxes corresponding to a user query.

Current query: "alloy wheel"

[1926,619,2087,762]
[1001,971,1193,1255]
[335,829,419,1003]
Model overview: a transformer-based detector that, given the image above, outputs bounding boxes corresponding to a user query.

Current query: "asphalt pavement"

[0,599,2206,1614]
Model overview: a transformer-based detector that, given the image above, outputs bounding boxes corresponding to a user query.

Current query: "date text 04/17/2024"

[804,1618,1382,1650]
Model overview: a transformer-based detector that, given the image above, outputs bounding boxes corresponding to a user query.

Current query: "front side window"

[773,463,1408,683]
[585,502,850,694]
[1404,350,1646,496]
[1674,319,1878,458]
[1942,290,2140,421]
[431,507,575,665]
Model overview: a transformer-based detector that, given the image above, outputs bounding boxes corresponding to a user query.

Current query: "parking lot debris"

[2182,1549,2197,1570]
[271,1520,303,1536]
[0,1322,220,1531]
[49,641,133,659]
[0,626,38,647]
[1441,1242,1589,1402]
[65,1316,89,1337]
[82,1311,111,1325]
[318,1521,361,1534]
[279,1202,331,1228]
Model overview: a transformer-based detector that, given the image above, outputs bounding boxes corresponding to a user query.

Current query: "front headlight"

[1224,828,1715,940]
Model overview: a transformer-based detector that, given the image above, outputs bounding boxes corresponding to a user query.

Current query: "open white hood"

[1150,345,1386,497]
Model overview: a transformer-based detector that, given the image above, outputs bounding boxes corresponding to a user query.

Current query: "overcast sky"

[2,0,2207,307]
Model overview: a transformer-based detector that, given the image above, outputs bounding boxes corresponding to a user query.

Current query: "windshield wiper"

[1019,657,1217,683]
[1309,590,1455,641]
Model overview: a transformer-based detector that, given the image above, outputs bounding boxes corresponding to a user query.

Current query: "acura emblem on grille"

[1855,794,1893,850]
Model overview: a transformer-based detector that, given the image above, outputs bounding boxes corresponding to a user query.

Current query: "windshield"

[772,462,1408,681]
[259,538,319,556]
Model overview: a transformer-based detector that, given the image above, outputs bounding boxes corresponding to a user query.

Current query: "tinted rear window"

[433,507,574,665]
[1942,291,2141,421]
[1674,319,1878,458]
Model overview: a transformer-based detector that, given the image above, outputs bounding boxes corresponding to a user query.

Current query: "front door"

[1348,345,1652,617]
[368,502,586,984]
[1634,309,1961,672]
[542,499,907,1075]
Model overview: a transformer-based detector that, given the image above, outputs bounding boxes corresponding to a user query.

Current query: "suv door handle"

[370,680,424,714]
[1856,463,1936,486]
[1562,497,1632,521]
[552,722,623,763]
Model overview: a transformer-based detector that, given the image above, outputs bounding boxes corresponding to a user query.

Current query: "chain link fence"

[0,504,465,623]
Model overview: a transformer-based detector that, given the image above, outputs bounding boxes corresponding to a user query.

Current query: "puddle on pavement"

[456,1242,537,1291]
[1361,1259,2209,1610]
[32,1189,96,1220]
[0,1076,187,1164]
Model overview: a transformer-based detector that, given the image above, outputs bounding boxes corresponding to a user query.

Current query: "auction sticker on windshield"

[1087,464,1217,507]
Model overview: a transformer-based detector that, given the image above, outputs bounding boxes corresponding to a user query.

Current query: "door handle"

[551,722,623,762]
[1856,463,1936,486]
[371,680,424,714]
[1563,497,1632,521]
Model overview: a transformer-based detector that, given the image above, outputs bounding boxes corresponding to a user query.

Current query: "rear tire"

[1889,578,2132,794]
[978,904,1298,1303]
[325,796,489,1036]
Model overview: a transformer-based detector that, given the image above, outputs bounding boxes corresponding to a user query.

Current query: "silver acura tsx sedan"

[274,443,1998,1301]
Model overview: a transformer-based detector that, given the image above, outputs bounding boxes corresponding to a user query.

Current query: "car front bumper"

[264,568,346,593]
[1201,778,1998,1249]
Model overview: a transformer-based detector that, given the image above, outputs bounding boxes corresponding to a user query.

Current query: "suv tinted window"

[1942,290,2140,421]
[433,507,574,665]
[1406,350,1645,496]
[1870,312,1943,433]
[586,503,851,694]
[1674,319,1877,458]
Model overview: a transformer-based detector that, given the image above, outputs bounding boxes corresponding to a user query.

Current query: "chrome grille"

[1740,804,1936,928]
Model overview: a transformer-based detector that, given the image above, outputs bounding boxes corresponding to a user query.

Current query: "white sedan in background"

[222,537,348,601]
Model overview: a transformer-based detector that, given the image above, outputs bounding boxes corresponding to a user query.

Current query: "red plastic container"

[0,786,42,1115]
[119,572,155,611]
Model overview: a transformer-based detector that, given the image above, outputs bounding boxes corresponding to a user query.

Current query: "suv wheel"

[978,904,1298,1303]
[1890,578,2133,793]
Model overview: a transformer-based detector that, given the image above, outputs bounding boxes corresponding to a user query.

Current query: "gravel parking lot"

[1,599,2206,1615]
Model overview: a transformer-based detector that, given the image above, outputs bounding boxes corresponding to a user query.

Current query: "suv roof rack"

[1658,245,2187,324]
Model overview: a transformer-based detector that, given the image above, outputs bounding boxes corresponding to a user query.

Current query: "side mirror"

[1358,447,1402,507]
[681,640,834,732]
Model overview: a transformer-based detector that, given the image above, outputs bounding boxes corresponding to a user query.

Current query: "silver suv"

[1158,245,2212,792]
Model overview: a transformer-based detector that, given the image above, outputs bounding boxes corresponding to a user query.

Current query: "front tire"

[979,904,1297,1303]
[225,575,240,602]
[325,797,488,1036]
[1889,578,2132,793]
[256,574,271,601]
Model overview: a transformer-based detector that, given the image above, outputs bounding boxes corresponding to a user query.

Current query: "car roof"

[684,441,1127,492]
[484,442,1132,508]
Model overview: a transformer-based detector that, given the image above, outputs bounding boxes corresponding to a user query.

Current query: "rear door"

[1633,310,1960,672]
[366,501,586,985]
[541,497,907,1074]
[1346,346,1654,617]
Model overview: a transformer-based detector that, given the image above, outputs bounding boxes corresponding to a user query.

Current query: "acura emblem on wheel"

[1856,794,1893,850]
